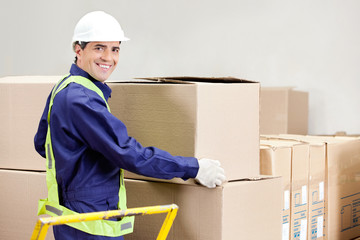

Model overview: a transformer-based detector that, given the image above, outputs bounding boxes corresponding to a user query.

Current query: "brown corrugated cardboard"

[1,75,259,182]
[125,177,282,240]
[260,140,292,240]
[0,169,54,240]
[108,77,260,182]
[306,142,326,240]
[260,87,308,135]
[0,76,60,170]
[283,141,309,240]
[271,134,326,240]
[260,137,310,240]
[270,135,360,239]
[301,136,360,240]
[0,169,281,240]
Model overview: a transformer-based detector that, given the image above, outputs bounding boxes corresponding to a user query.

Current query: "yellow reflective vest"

[37,75,134,237]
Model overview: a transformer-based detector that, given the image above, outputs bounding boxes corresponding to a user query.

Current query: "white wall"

[1,0,359,135]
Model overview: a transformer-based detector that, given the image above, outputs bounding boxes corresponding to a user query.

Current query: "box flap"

[136,76,258,84]
[228,175,281,183]
[261,135,308,146]
[107,79,170,84]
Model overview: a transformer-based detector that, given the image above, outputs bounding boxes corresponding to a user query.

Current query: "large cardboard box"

[303,136,360,240]
[305,141,325,240]
[0,169,281,240]
[260,87,308,135]
[125,177,282,240]
[260,137,310,240]
[0,169,54,240]
[260,140,292,240]
[272,134,326,239]
[0,76,60,170]
[274,135,360,239]
[1,76,259,180]
[108,77,260,182]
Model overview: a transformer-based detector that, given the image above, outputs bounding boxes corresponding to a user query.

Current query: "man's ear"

[74,44,82,58]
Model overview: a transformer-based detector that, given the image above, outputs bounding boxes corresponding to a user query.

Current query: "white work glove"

[195,158,226,188]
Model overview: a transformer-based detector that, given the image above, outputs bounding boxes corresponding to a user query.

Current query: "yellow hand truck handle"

[31,204,179,240]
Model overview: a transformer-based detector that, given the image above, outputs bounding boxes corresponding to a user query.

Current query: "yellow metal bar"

[31,204,178,240]
[30,221,49,240]
[156,206,178,240]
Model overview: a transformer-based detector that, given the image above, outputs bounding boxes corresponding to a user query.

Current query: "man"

[34,11,225,239]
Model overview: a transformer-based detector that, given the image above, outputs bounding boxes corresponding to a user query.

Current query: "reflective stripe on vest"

[37,75,134,237]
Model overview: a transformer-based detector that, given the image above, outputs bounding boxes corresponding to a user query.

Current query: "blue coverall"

[34,64,199,239]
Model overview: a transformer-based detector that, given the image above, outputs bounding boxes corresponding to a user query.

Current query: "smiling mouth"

[97,63,111,70]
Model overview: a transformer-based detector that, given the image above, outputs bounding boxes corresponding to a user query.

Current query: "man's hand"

[195,158,226,188]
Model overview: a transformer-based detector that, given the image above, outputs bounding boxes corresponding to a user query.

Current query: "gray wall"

[1,0,359,135]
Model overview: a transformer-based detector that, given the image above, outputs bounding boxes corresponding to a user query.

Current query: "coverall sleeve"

[34,93,51,158]
[68,85,199,180]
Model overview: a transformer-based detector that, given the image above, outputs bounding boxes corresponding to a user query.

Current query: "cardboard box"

[0,76,60,170]
[260,87,308,135]
[108,77,260,182]
[302,136,360,240]
[0,169,54,240]
[270,134,326,239]
[305,141,326,240]
[260,137,310,240]
[1,75,259,179]
[0,169,281,240]
[260,140,292,240]
[125,177,282,240]
[272,135,360,239]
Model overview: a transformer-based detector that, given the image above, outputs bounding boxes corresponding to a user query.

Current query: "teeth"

[99,64,110,69]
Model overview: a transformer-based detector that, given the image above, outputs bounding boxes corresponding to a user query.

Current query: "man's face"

[75,41,120,82]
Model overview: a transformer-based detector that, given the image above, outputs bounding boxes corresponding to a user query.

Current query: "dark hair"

[73,41,89,63]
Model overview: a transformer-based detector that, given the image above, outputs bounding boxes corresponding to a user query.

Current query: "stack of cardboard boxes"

[2,75,359,240]
[260,135,360,240]
[260,87,360,240]
[2,76,359,239]
[0,76,283,239]
[107,77,283,239]
[0,76,59,239]
[260,137,324,240]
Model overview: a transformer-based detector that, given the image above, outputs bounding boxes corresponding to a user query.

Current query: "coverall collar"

[70,63,112,100]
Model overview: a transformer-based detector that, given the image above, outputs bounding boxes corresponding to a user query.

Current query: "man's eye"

[95,47,103,51]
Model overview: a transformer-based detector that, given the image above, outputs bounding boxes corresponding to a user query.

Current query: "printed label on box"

[300,219,307,240]
[293,210,307,240]
[310,206,324,239]
[317,216,324,238]
[302,185,307,204]
[319,181,324,201]
[284,190,290,210]
[340,192,360,232]
[282,222,290,240]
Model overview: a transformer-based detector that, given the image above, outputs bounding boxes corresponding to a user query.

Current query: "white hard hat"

[72,11,129,44]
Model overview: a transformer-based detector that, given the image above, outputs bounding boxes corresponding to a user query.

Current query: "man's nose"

[101,50,112,61]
